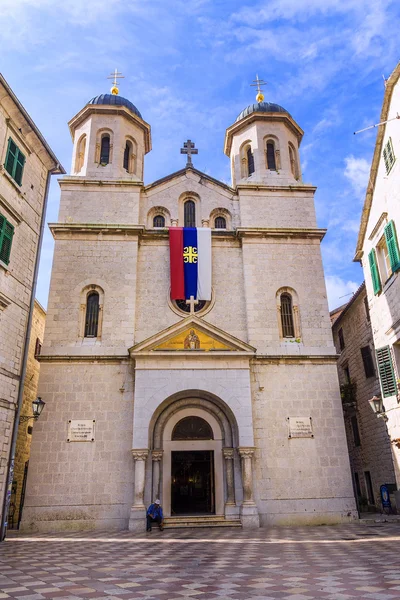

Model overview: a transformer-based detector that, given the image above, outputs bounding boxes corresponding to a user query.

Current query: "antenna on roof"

[353,113,400,135]
[382,74,387,88]
[338,292,354,299]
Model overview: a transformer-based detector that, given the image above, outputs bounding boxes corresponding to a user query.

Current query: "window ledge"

[0,259,10,273]
[0,166,23,196]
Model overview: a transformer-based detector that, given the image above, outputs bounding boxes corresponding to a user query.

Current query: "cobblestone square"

[1,524,400,599]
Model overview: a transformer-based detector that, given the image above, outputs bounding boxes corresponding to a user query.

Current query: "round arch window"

[172,416,214,440]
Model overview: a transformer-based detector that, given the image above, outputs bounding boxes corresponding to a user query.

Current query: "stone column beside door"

[151,450,163,502]
[238,447,259,528]
[129,449,148,532]
[223,447,237,517]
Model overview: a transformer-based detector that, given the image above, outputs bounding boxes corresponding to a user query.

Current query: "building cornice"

[236,183,316,193]
[235,227,326,241]
[58,177,144,189]
[49,223,145,239]
[354,61,400,262]
[38,354,129,363]
[251,355,338,364]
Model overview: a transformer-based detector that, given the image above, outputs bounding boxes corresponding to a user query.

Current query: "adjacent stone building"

[0,73,64,531]
[9,300,46,528]
[21,84,357,532]
[331,283,396,511]
[355,62,400,501]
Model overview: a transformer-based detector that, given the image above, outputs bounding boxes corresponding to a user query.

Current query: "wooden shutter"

[376,346,397,398]
[383,138,395,174]
[384,220,400,272]
[0,216,14,265]
[368,249,381,294]
[14,149,25,186]
[4,138,17,176]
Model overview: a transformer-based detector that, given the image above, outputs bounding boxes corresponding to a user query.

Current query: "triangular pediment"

[144,166,235,196]
[129,317,255,355]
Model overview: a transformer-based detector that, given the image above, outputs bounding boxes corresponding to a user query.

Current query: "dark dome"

[236,101,290,122]
[88,94,142,119]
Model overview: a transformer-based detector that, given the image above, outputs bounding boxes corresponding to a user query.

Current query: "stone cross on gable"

[180,140,198,167]
[186,295,199,314]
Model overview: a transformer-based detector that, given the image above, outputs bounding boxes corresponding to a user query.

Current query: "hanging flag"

[169,228,211,301]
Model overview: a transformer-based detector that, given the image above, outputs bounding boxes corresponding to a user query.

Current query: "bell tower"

[68,72,151,182]
[224,78,303,188]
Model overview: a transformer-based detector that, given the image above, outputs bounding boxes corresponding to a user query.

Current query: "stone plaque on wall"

[287,417,313,439]
[67,419,95,442]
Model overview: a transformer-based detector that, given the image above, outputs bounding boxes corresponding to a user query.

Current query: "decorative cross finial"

[250,74,267,103]
[180,139,198,167]
[107,68,124,95]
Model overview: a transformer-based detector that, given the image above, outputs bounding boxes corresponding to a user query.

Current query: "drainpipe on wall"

[0,166,58,542]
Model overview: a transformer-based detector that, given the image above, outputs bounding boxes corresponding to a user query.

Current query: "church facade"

[21,84,357,532]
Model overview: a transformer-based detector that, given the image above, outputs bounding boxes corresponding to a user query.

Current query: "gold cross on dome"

[250,74,267,102]
[186,295,199,314]
[107,68,125,95]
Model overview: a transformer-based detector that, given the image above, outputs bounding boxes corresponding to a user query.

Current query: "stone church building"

[21,82,357,532]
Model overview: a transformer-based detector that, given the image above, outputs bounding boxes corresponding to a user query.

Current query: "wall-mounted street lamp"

[368,395,387,420]
[19,397,46,423]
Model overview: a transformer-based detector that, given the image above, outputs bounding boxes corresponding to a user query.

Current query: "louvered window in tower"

[247,147,255,175]
[215,216,226,229]
[153,214,165,227]
[184,200,196,227]
[100,135,110,164]
[85,292,100,337]
[266,142,276,170]
[123,142,130,171]
[281,293,295,337]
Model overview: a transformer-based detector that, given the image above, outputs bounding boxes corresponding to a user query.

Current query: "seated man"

[146,499,163,532]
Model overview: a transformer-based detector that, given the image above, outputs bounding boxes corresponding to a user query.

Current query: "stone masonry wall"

[11,301,46,527]
[332,286,396,510]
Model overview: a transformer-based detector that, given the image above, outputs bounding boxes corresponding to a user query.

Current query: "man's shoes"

[159,524,164,531]
[146,528,152,533]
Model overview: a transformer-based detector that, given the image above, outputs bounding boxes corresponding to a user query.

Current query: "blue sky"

[1,0,399,310]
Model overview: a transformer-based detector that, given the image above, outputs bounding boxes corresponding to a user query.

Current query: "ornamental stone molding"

[152,450,163,461]
[238,447,256,459]
[131,449,149,461]
[223,448,235,459]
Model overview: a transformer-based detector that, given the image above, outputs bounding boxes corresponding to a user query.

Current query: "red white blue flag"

[169,228,212,301]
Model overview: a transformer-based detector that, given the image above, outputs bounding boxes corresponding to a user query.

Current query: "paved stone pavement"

[2,523,400,600]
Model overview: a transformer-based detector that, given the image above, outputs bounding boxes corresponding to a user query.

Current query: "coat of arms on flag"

[169,228,212,301]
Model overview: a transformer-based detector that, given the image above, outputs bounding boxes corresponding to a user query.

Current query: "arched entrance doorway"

[149,391,239,519]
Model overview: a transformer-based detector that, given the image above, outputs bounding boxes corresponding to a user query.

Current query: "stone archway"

[149,392,239,519]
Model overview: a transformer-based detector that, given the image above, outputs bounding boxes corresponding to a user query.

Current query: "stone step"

[163,516,242,529]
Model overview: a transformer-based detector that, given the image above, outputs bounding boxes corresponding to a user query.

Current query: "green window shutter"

[4,138,25,185]
[368,248,381,294]
[4,138,17,177]
[0,215,14,265]
[383,138,396,174]
[384,220,400,272]
[376,346,397,398]
[14,148,25,186]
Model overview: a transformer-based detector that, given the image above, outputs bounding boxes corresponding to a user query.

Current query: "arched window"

[281,293,295,338]
[184,200,196,227]
[215,216,226,229]
[100,135,110,165]
[266,142,276,170]
[153,214,165,227]
[85,291,100,337]
[247,147,255,175]
[75,135,86,173]
[172,416,214,440]
[123,141,131,171]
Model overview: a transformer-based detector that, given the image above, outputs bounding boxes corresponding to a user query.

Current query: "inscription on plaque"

[67,419,95,442]
[287,417,313,438]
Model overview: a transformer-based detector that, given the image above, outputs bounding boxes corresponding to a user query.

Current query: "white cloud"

[325,275,360,310]
[344,155,370,199]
